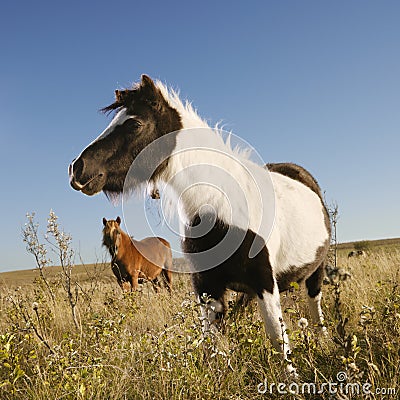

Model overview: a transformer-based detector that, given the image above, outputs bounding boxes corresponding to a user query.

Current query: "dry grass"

[1,246,399,399]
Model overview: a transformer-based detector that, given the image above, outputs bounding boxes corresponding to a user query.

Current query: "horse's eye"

[125,119,141,130]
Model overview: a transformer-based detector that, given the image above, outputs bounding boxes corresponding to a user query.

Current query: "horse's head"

[102,217,123,256]
[69,75,182,196]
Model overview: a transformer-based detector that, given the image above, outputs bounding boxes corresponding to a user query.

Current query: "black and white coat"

[69,75,331,375]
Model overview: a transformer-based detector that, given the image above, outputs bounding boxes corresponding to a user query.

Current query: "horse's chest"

[112,262,130,280]
[183,214,275,297]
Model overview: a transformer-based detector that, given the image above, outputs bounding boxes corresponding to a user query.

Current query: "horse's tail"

[157,237,173,291]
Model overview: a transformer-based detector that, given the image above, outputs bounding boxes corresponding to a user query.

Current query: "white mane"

[155,80,209,130]
[155,80,252,161]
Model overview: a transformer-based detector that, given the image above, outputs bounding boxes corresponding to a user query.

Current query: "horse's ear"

[114,89,130,104]
[102,217,107,226]
[141,74,164,109]
[141,74,156,89]
[116,216,121,225]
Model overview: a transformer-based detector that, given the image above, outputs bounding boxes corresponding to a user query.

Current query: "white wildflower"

[297,317,309,329]
[348,362,359,373]
[180,299,191,308]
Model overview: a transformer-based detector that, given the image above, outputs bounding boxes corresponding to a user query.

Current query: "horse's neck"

[113,231,131,259]
[163,129,235,205]
[161,129,270,233]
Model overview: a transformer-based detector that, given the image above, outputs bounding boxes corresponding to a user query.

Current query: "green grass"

[1,246,399,399]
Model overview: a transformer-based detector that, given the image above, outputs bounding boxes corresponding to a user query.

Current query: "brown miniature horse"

[102,217,173,292]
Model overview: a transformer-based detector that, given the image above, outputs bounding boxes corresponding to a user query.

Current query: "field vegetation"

[0,212,399,399]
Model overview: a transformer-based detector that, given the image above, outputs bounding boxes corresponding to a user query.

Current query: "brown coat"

[103,217,172,292]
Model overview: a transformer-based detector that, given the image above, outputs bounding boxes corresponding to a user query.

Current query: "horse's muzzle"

[68,158,106,195]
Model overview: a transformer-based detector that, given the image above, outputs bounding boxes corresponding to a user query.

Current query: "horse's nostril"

[72,157,84,179]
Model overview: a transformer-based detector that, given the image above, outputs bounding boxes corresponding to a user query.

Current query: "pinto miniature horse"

[102,217,173,292]
[69,75,330,375]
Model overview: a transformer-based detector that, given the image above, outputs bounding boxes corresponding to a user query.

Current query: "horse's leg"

[112,263,126,292]
[199,295,225,335]
[192,272,225,335]
[151,276,160,293]
[256,281,296,376]
[305,264,326,333]
[115,278,123,291]
[161,253,173,292]
[161,268,172,292]
[130,270,140,291]
[121,281,131,292]
[230,292,255,319]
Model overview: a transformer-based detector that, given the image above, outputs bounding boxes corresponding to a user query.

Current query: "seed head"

[297,317,309,329]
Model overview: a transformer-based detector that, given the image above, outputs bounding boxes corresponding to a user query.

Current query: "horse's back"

[265,162,322,199]
[155,237,171,249]
[265,163,330,279]
[136,237,171,251]
[133,237,172,268]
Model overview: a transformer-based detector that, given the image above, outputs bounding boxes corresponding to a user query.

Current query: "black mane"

[100,76,166,116]
[100,87,139,115]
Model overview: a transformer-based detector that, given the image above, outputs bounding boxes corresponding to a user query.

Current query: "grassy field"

[337,237,400,251]
[0,263,115,288]
[1,242,399,399]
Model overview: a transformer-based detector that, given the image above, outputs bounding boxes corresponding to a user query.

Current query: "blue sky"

[1,1,399,272]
